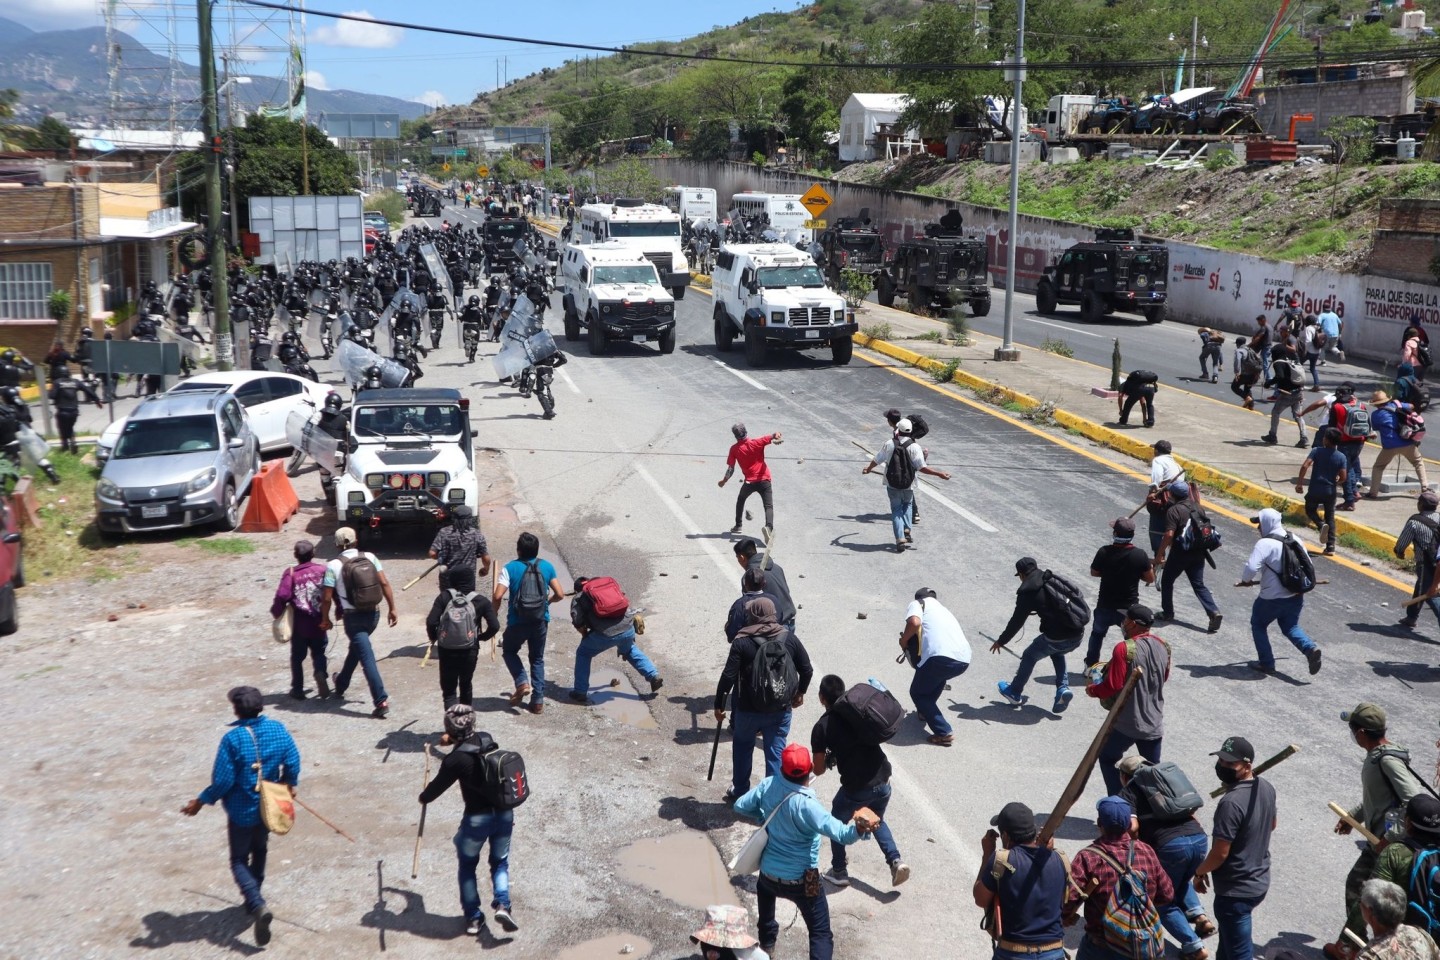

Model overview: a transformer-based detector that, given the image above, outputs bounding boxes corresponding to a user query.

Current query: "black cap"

[1211,736,1255,763]
[227,685,264,716]
[1015,557,1038,576]
[1409,795,1440,836]
[991,801,1037,839]
[1126,603,1155,626]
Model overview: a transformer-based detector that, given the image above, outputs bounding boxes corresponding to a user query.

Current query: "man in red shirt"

[719,422,781,538]
[1066,795,1175,960]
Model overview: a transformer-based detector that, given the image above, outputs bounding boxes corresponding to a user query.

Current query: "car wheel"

[831,335,853,365]
[1143,304,1167,324]
[876,273,896,308]
[0,585,16,636]
[217,482,239,532]
[563,309,581,342]
[671,285,687,301]
[285,447,306,477]
[1036,281,1058,314]
[658,327,676,355]
[587,313,607,356]
[971,297,992,318]
[1081,290,1106,323]
[744,323,768,368]
[714,309,735,352]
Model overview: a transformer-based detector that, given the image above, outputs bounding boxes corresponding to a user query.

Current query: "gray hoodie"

[1242,509,1296,601]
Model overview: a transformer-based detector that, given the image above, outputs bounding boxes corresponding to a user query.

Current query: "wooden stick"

[412,743,432,879]
[1210,744,1299,797]
[294,796,356,843]
[1129,471,1183,519]
[707,719,723,782]
[1036,665,1145,847]
[421,642,434,668]
[402,561,440,591]
[1328,801,1383,846]
[1403,591,1437,608]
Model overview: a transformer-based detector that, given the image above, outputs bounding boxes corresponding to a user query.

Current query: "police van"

[710,243,854,367]
[559,240,678,356]
[663,186,718,224]
[570,199,691,300]
[730,193,812,242]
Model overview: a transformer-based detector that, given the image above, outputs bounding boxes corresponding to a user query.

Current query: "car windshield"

[113,415,218,459]
[486,222,522,237]
[758,265,825,288]
[608,222,680,238]
[593,266,661,285]
[353,404,465,438]
[840,235,882,253]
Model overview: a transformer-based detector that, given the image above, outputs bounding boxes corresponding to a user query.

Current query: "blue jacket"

[198,716,301,827]
[1372,400,1416,450]
[733,775,862,882]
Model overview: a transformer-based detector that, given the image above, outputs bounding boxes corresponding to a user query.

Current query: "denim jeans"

[288,632,328,694]
[1338,440,1364,504]
[337,610,388,706]
[995,949,1066,960]
[1086,607,1127,665]
[454,809,513,918]
[886,485,915,541]
[227,822,269,913]
[1097,732,1162,797]
[1008,634,1079,699]
[501,620,548,706]
[1305,490,1337,551]
[757,872,831,959]
[1160,551,1219,618]
[830,781,897,870]
[1305,353,1320,389]
[910,656,969,736]
[572,627,657,694]
[1250,594,1316,668]
[1404,561,1440,626]
[731,708,791,796]
[1156,832,1210,955]
[1214,894,1263,960]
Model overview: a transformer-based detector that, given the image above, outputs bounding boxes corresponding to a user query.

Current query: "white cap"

[334,526,358,547]
[896,418,913,435]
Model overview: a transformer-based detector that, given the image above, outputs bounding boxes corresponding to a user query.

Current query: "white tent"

[838,93,913,162]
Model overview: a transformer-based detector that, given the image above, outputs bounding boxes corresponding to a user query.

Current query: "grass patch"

[1277,223,1347,259]
[1002,401,1026,413]
[24,451,148,584]
[912,330,944,342]
[946,310,971,344]
[929,358,962,383]
[861,322,893,341]
[1040,336,1075,358]
[187,536,258,556]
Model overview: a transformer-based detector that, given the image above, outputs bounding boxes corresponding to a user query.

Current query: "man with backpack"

[567,575,663,703]
[1369,794,1440,932]
[719,422,780,538]
[426,582,500,708]
[974,801,1069,960]
[1064,795,1174,960]
[714,597,814,805]
[1239,509,1323,676]
[1324,703,1428,960]
[320,527,398,719]
[1152,481,1224,633]
[1116,757,1215,960]
[1145,442,1187,554]
[1303,316,1326,391]
[1192,736,1277,960]
[725,567,783,643]
[492,532,565,715]
[270,539,330,701]
[429,505,490,595]
[1088,604,1172,797]
[812,674,909,888]
[900,587,972,746]
[1231,337,1262,410]
[1318,306,1345,362]
[734,538,796,632]
[1085,518,1155,667]
[1367,390,1429,500]
[1395,363,1431,412]
[1394,490,1440,631]
[862,417,951,553]
[1298,428,1348,555]
[1299,383,1370,509]
[418,704,526,938]
[1261,343,1309,447]
[1117,369,1159,428]
[993,557,1089,715]
[885,408,931,525]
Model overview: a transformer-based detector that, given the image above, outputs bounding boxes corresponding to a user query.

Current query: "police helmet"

[324,392,343,412]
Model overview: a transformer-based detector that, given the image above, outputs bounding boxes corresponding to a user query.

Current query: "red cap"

[781,743,812,779]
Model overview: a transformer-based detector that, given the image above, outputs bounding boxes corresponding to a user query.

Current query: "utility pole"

[1190,17,1199,88]
[996,0,1026,362]
[198,0,233,370]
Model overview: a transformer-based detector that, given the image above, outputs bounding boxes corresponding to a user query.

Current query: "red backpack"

[581,576,629,618]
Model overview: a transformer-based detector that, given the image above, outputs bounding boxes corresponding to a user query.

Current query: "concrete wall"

[638,157,1440,363]
[1253,75,1414,143]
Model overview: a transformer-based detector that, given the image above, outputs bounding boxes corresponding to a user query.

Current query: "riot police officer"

[426,289,448,349]
[0,349,35,389]
[460,295,485,363]
[360,364,384,392]
[48,370,103,454]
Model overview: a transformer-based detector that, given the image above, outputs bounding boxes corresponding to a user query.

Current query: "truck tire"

[876,273,896,308]
[909,282,926,312]
[1035,281,1058,314]
[831,334,853,365]
[714,309,735,352]
[563,307,581,342]
[744,323,768,368]
[971,296,992,318]
[588,311,607,356]
[1081,290,1106,324]
[672,284,687,301]
[658,326,676,354]
[1143,304,1167,324]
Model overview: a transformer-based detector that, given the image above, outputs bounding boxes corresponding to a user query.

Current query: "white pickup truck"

[558,240,678,355]
[710,243,855,367]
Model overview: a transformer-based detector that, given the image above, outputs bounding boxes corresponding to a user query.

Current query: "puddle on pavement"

[584,666,659,729]
[553,933,653,959]
[616,830,738,910]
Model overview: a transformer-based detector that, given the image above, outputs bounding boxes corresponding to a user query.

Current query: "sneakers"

[493,908,519,933]
[372,700,390,719]
[997,680,1028,706]
[1242,398,1254,410]
[890,861,911,886]
[729,524,743,534]
[1207,612,1224,634]
[721,787,741,805]
[508,684,532,707]
[1399,619,1420,630]
[1249,661,1278,674]
[1317,522,1330,548]
[648,675,665,693]
[823,867,851,887]
[928,733,954,746]
[465,916,483,936]
[1211,375,1219,384]
[315,674,331,699]
[895,539,906,553]
[1053,688,1074,713]
[1296,437,1310,447]
[290,689,308,701]
[330,673,346,701]
[254,907,273,946]
[566,690,589,704]
[903,528,913,543]
[1260,434,1277,445]
[1306,647,1323,675]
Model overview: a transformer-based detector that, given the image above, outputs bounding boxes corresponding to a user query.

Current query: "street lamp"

[218,76,250,251]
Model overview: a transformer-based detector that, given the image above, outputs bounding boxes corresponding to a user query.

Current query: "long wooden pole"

[295,796,356,842]
[412,743,432,879]
[1210,744,1299,797]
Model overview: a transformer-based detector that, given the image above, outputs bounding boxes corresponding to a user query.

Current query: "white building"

[838,93,914,162]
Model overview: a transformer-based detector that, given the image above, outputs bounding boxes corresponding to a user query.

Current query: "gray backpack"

[438,590,479,650]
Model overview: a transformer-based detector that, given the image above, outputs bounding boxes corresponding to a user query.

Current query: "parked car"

[96,371,331,465]
[0,494,22,636]
[94,388,261,537]
[363,212,392,239]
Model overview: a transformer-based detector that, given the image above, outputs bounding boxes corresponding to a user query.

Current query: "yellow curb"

[20,385,40,403]
[691,273,712,288]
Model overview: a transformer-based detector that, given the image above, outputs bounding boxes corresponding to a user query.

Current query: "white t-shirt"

[905,597,971,667]
[323,549,384,612]
[1150,454,1184,488]
[874,437,926,489]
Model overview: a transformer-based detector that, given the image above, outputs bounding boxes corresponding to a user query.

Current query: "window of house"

[0,262,54,320]
[103,244,126,311]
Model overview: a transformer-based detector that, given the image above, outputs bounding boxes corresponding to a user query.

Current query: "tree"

[1324,115,1376,216]
[594,157,665,202]
[779,69,840,158]
[29,117,72,153]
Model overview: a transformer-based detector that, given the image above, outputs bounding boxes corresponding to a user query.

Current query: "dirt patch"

[616,830,737,910]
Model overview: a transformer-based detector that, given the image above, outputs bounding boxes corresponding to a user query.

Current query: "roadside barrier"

[238,460,299,532]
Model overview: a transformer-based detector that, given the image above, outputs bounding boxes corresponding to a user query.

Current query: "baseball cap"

[1211,736,1255,764]
[334,526,358,547]
[1343,703,1387,732]
[1126,603,1155,626]
[1111,517,1136,539]
[1420,490,1439,509]
[1114,755,1150,777]
[781,743,813,779]
[1097,796,1134,832]
[1409,795,1440,836]
[1015,557,1037,576]
[990,801,1037,838]
[896,418,913,435]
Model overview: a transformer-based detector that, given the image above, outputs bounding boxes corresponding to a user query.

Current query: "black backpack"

[1129,760,1204,821]
[885,438,918,490]
[907,414,930,441]
[459,733,531,810]
[1272,358,1303,391]
[512,560,548,621]
[833,680,905,745]
[1040,571,1091,633]
[742,632,799,711]
[1265,533,1317,594]
[1177,504,1222,553]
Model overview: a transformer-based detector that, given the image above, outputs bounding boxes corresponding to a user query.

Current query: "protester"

[418,704,522,937]
[1297,429,1347,554]
[1355,880,1440,960]
[725,567,783,643]
[1084,517,1155,666]
[715,597,813,804]
[1146,441,1187,553]
[1241,509,1323,675]
[426,583,500,708]
[1193,736,1278,960]
[1318,306,1345,362]
[1249,315,1274,382]
[1064,796,1175,960]
[180,686,300,947]
[1088,604,1172,797]
[720,422,780,538]
[1302,315,1324,390]
[1117,368,1159,428]
[899,588,971,746]
[731,744,878,959]
[1199,328,1225,383]
[734,538,796,631]
[1367,391,1429,499]
[1395,490,1440,630]
[812,674,909,887]
[863,417,951,553]
[973,801,1068,960]
[690,904,772,960]
[1368,794,1440,928]
[492,532,565,715]
[993,557,1087,714]
[1153,481,1224,632]
[567,575,663,702]
[269,539,330,700]
[320,527,398,719]
[1232,337,1261,409]
[885,408,929,525]
[429,504,490,593]
[1260,343,1309,447]
[1298,383,1369,509]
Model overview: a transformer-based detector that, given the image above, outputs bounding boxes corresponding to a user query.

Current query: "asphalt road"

[387,202,1440,958]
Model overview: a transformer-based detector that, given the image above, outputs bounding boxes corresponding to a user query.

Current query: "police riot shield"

[335,337,410,389]
[158,324,206,368]
[16,423,50,469]
[418,242,454,302]
[492,294,558,380]
[377,285,419,328]
[285,404,340,467]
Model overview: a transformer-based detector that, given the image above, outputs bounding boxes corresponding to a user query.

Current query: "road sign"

[800,184,833,219]
[442,163,451,172]
[477,165,489,178]
[803,218,827,230]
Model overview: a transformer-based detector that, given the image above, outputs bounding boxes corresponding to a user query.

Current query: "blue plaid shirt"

[197,716,301,827]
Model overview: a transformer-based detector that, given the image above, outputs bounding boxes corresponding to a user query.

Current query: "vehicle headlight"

[348,491,366,505]
[185,467,217,494]
[366,473,384,490]
[388,473,406,489]
[407,473,425,490]
[96,477,122,501]
[770,311,784,324]
[834,308,846,321]
[448,489,465,503]
[428,472,448,487]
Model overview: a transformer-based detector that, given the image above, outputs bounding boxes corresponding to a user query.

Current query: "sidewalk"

[851,302,1427,560]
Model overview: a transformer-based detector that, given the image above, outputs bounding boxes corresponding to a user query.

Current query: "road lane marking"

[558,366,581,395]
[633,463,737,581]
[1024,317,1105,338]
[709,358,769,391]
[918,483,999,533]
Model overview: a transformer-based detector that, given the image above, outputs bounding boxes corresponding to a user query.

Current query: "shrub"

[860,321,892,340]
[1040,336,1074,358]
[930,358,961,383]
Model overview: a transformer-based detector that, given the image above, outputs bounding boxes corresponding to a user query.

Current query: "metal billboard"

[249,195,365,265]
[317,113,402,140]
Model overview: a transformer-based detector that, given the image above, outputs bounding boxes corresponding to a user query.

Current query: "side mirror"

[747,280,760,296]
[346,437,359,454]
[228,437,246,449]
[2,533,20,544]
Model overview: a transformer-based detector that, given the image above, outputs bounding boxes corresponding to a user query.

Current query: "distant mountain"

[0,22,427,123]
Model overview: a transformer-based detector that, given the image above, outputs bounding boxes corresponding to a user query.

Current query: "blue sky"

[5,0,810,107]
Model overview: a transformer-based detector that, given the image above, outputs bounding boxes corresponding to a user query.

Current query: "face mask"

[1215,762,1240,784]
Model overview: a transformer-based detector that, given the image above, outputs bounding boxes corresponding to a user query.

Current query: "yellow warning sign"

[442,163,451,172]
[477,166,490,178]
[800,184,833,218]
[803,218,827,230]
